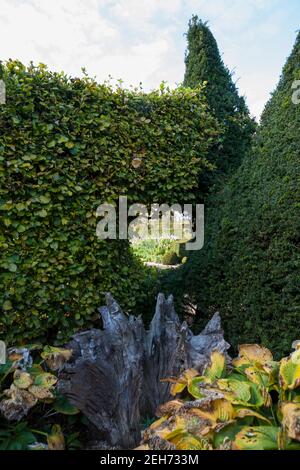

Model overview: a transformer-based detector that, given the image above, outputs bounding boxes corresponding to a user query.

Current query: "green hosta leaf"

[187,377,206,399]
[233,426,280,450]
[280,350,300,390]
[53,395,79,415]
[214,422,243,449]
[27,364,44,377]
[34,372,57,389]
[248,382,265,407]
[204,351,226,381]
[217,378,252,404]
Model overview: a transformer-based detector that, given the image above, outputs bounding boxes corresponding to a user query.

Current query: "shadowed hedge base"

[0,61,220,344]
[164,33,300,358]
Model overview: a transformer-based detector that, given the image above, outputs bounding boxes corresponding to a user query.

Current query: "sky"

[0,0,299,118]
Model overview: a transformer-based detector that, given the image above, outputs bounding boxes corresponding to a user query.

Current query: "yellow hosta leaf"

[150,416,168,430]
[171,382,187,396]
[171,433,212,450]
[192,398,235,424]
[162,417,186,440]
[28,385,54,401]
[244,366,269,388]
[280,350,300,390]
[235,408,272,424]
[292,341,300,351]
[135,444,150,450]
[233,344,273,368]
[204,351,226,381]
[13,370,33,389]
[47,424,65,450]
[41,346,72,370]
[281,402,300,442]
[182,369,199,381]
[169,369,199,396]
[157,400,183,417]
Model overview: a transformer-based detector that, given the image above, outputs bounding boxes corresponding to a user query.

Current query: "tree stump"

[59,293,230,449]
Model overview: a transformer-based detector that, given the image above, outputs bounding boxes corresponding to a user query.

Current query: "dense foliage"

[165,32,300,357]
[0,61,220,344]
[140,344,300,450]
[184,16,255,174]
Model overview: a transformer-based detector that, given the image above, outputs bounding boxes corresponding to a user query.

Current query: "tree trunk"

[59,293,230,449]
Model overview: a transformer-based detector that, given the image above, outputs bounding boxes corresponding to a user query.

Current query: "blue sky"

[0,0,299,118]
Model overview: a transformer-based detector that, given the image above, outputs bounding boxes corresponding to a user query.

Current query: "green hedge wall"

[0,61,219,344]
[164,33,300,358]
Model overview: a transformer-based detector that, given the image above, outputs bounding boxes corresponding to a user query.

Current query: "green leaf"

[233,426,280,450]
[217,378,252,404]
[39,195,51,204]
[3,300,13,311]
[8,263,17,272]
[53,395,80,415]
[34,372,57,389]
[204,351,226,381]
[280,350,300,390]
[187,377,206,399]
[36,209,48,218]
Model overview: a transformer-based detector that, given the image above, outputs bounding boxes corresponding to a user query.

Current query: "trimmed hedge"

[164,33,300,358]
[0,61,219,344]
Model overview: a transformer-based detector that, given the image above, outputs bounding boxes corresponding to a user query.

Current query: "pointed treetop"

[184,15,247,118]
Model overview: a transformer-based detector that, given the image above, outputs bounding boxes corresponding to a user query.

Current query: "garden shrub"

[161,251,180,266]
[165,32,300,358]
[0,61,219,344]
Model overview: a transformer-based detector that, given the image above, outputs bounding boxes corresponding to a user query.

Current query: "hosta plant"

[0,344,80,450]
[140,344,300,450]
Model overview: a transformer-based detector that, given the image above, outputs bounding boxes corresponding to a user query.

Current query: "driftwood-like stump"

[59,293,229,449]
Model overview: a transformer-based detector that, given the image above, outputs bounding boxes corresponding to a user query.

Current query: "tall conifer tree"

[171,32,300,357]
[184,16,255,172]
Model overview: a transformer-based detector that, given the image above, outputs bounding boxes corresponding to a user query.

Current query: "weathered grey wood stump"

[59,293,229,449]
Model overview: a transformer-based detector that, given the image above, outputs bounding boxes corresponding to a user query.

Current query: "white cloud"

[0,0,297,117]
